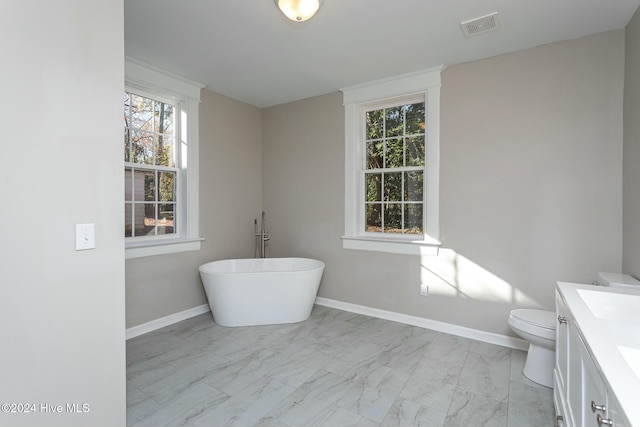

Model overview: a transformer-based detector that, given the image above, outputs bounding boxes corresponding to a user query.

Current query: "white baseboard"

[315,297,528,351]
[126,298,528,351]
[126,304,211,340]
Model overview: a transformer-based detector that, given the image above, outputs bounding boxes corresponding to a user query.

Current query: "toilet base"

[522,343,554,388]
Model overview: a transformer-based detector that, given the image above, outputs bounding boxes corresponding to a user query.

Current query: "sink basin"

[576,289,640,324]
[619,346,640,380]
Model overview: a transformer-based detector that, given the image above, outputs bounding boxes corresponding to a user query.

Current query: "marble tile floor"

[127,305,554,427]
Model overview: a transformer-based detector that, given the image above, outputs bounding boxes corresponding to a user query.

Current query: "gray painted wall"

[2,5,633,425]
[125,30,631,339]
[126,89,262,328]
[262,30,624,336]
[1,1,126,426]
[624,9,640,278]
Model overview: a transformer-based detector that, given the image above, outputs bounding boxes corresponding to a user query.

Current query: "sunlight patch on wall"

[421,248,539,306]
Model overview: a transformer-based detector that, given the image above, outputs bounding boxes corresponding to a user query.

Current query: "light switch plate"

[420,284,429,296]
[75,223,95,251]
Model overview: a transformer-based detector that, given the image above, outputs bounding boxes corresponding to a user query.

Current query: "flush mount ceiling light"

[276,0,320,22]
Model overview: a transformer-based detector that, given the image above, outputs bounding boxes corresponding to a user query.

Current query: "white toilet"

[508,309,556,387]
[508,272,640,388]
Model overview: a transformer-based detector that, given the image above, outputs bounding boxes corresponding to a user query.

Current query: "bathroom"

[127,13,640,424]
[3,1,640,427]
[126,24,630,345]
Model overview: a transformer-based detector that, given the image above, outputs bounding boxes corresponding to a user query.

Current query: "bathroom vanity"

[554,282,640,427]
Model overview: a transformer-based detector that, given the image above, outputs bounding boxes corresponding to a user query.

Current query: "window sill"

[125,237,204,259]
[341,235,441,256]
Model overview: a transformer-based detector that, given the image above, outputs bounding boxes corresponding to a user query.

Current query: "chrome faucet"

[254,211,269,258]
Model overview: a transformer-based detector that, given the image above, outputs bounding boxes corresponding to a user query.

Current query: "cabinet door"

[555,290,572,426]
[567,322,583,427]
[582,347,607,427]
[555,290,569,389]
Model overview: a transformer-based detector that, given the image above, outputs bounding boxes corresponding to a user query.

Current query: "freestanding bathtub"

[198,257,325,327]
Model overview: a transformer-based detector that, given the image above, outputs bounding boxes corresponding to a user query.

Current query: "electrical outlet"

[420,284,428,296]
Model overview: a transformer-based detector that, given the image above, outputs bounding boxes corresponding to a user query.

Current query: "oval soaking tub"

[199,257,325,327]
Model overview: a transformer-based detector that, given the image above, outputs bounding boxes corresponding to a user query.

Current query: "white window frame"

[124,59,204,259]
[341,67,444,255]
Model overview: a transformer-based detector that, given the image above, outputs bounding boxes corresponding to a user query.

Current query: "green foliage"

[364,101,426,234]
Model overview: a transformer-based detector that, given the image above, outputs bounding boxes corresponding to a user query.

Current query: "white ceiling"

[124,0,640,108]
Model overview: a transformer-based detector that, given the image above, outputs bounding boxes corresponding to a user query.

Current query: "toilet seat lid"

[510,309,556,330]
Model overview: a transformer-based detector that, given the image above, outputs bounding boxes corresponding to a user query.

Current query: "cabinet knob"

[558,315,568,324]
[597,414,613,426]
[591,401,606,413]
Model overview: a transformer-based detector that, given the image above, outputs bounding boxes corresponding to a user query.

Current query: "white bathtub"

[198,257,325,327]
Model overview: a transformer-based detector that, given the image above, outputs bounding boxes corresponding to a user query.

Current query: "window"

[124,92,177,238]
[342,67,443,255]
[124,59,203,259]
[365,97,425,235]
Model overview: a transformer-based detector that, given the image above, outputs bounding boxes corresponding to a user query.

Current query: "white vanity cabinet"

[554,283,636,427]
[581,342,631,427]
[554,289,574,426]
[554,289,587,427]
[581,344,609,427]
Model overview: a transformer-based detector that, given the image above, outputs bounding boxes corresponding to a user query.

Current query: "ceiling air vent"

[461,12,500,37]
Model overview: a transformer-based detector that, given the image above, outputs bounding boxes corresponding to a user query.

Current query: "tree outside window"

[364,101,426,235]
[124,91,177,238]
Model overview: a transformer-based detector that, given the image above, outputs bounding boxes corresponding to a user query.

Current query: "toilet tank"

[595,272,640,289]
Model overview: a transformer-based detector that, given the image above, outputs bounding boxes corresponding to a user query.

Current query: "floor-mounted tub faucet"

[254,211,269,258]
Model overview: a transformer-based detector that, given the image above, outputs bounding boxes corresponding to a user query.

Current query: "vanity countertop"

[557,282,640,425]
